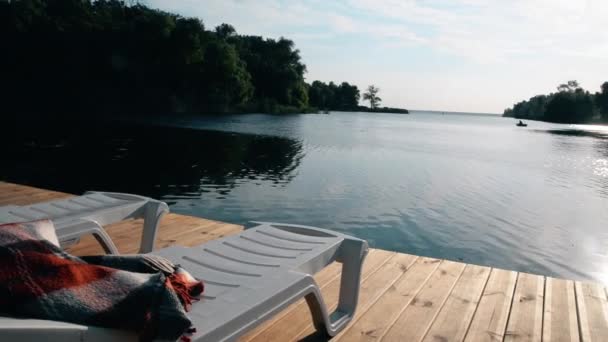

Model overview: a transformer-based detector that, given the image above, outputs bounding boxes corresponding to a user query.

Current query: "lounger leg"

[139,201,169,253]
[305,239,368,337]
[90,226,120,255]
[58,219,120,255]
[335,239,367,317]
[305,289,329,334]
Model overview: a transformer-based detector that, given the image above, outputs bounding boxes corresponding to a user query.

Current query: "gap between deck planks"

[1,181,607,341]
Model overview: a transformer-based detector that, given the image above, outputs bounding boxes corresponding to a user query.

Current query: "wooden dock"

[1,181,607,341]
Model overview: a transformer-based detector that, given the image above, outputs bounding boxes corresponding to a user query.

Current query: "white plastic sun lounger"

[0,222,368,342]
[0,191,169,254]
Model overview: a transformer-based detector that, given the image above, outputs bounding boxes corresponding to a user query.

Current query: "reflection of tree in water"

[2,123,304,200]
[537,129,608,140]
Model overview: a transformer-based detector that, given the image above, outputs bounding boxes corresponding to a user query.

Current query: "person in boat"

[518,120,524,125]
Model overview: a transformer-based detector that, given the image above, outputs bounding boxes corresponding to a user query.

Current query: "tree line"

[503,81,608,124]
[0,0,406,118]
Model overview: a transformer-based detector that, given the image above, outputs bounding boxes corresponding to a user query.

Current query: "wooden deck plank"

[0,189,71,205]
[381,260,467,341]
[422,264,491,342]
[464,268,518,342]
[241,249,395,342]
[543,278,579,342]
[334,257,441,342]
[0,182,64,200]
[504,273,545,342]
[576,281,608,342]
[294,253,419,341]
[0,181,70,200]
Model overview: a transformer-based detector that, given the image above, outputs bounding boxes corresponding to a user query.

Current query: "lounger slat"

[68,197,118,210]
[220,239,301,259]
[7,207,48,220]
[242,231,319,251]
[198,243,282,268]
[255,224,335,244]
[83,193,129,205]
[27,203,70,217]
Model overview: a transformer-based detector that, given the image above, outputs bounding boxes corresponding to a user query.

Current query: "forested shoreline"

[503,81,608,124]
[1,0,407,118]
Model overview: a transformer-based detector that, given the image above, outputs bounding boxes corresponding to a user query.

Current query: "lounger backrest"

[0,193,146,225]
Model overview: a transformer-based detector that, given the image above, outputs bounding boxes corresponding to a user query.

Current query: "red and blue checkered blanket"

[0,220,204,341]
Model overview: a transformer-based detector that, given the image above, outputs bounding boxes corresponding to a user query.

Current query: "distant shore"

[322,106,409,114]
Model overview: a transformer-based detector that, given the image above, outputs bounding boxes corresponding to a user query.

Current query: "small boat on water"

[516,120,527,127]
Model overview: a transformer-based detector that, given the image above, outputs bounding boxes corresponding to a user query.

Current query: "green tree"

[544,89,595,123]
[504,80,608,123]
[595,82,608,122]
[336,82,360,109]
[232,36,308,110]
[201,39,253,112]
[557,80,580,92]
[307,80,360,110]
[215,23,236,39]
[308,81,328,109]
[503,95,549,120]
[1,0,382,116]
[363,85,381,109]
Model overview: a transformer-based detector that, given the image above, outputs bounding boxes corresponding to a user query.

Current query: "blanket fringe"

[166,271,204,311]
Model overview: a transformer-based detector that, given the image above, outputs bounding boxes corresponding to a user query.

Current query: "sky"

[145,0,608,114]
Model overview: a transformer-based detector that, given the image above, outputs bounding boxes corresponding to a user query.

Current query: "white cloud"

[348,0,608,63]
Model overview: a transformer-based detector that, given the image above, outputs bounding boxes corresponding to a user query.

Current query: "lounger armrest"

[334,238,368,323]
[139,200,169,253]
[83,191,152,202]
[251,221,369,336]
[85,192,169,253]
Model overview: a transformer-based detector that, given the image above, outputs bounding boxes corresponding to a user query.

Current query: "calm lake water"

[3,111,608,283]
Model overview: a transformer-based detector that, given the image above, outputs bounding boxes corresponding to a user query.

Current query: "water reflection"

[2,123,304,201]
[3,114,608,283]
[536,128,608,139]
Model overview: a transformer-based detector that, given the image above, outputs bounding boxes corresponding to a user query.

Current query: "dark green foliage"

[503,95,549,120]
[308,81,360,110]
[357,106,409,114]
[544,89,595,124]
[230,35,309,110]
[0,0,311,116]
[199,39,253,113]
[596,82,608,122]
[1,0,405,116]
[363,85,381,109]
[503,81,606,124]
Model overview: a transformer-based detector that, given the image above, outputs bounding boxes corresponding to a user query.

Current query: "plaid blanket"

[0,220,204,341]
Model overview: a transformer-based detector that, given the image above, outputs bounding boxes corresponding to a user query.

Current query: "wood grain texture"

[334,257,441,342]
[504,273,544,342]
[381,260,467,342]
[422,264,491,342]
[464,268,518,342]
[543,278,579,342]
[576,281,608,342]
